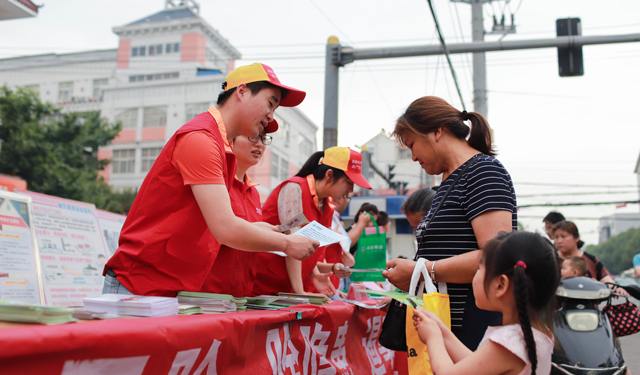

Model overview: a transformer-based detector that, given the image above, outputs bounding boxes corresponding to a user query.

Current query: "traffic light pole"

[323,32,640,148]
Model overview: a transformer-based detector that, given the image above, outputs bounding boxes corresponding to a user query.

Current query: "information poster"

[0,191,42,304]
[96,209,126,258]
[17,190,110,307]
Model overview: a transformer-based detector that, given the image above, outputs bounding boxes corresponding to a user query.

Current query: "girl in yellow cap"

[253,147,372,296]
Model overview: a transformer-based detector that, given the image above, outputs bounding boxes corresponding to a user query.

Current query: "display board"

[95,209,126,258]
[0,191,42,304]
[16,190,111,307]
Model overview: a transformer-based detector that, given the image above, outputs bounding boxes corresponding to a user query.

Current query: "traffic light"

[388,164,396,182]
[556,18,584,77]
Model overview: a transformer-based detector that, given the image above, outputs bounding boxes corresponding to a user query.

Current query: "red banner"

[0,302,407,375]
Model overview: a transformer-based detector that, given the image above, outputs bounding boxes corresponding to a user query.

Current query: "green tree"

[0,86,133,214]
[586,227,640,274]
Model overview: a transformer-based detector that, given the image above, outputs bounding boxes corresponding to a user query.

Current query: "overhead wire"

[426,0,466,110]
[307,0,395,118]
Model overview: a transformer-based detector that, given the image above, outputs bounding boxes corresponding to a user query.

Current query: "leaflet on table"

[269,221,348,257]
[16,190,111,307]
[0,191,43,304]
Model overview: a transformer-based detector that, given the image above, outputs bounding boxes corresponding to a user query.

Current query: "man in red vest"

[103,63,319,297]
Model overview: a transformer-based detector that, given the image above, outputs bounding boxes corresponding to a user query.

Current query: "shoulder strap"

[414,154,480,258]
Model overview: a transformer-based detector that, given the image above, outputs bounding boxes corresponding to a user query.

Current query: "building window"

[149,45,155,56]
[185,102,210,122]
[298,138,313,158]
[173,43,180,53]
[131,47,138,57]
[112,149,136,174]
[129,72,178,83]
[58,81,73,102]
[141,147,163,172]
[92,78,108,99]
[271,153,280,179]
[143,106,167,128]
[156,44,163,54]
[206,49,217,64]
[139,46,146,56]
[280,157,289,180]
[23,84,39,95]
[398,148,412,159]
[115,108,138,129]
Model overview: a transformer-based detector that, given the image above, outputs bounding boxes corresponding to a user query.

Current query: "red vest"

[252,176,334,296]
[104,112,236,297]
[198,166,262,297]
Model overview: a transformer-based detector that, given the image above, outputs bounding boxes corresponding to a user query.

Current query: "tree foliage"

[0,86,135,214]
[586,226,640,275]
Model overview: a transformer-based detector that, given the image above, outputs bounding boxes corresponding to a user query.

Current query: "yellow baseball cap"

[224,63,306,108]
[321,147,372,189]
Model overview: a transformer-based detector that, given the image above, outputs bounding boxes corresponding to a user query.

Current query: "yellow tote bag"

[405,258,451,375]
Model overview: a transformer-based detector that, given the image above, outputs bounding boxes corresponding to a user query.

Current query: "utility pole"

[471,0,487,117]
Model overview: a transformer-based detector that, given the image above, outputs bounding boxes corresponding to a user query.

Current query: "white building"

[0,0,318,201]
[360,129,438,195]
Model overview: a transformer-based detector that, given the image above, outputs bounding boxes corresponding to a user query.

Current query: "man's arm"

[192,184,318,260]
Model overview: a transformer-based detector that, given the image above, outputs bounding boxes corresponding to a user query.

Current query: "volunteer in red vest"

[103,63,319,297]
[252,147,372,296]
[198,132,272,297]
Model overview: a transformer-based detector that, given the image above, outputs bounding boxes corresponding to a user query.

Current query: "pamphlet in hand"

[292,221,348,247]
[270,221,349,257]
[337,265,385,273]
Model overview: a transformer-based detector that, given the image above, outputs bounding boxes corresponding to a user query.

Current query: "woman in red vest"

[253,147,372,296]
[198,132,273,297]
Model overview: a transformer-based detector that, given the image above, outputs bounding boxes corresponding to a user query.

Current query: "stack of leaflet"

[83,294,179,317]
[176,291,247,313]
[178,305,203,315]
[0,300,76,325]
[278,293,330,306]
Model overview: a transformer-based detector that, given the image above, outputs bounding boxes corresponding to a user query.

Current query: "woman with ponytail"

[252,147,372,296]
[383,96,518,349]
[413,231,560,375]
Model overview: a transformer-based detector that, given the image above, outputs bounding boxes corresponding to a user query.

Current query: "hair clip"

[461,110,469,121]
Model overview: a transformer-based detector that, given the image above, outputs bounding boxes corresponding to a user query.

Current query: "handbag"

[378,156,476,352]
[405,258,450,375]
[351,213,387,282]
[378,297,409,351]
[604,298,640,337]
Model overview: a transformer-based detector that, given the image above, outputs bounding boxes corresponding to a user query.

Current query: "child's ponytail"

[513,262,537,374]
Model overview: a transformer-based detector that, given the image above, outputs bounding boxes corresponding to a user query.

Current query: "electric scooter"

[551,276,640,375]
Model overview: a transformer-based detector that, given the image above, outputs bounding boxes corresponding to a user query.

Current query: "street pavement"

[620,329,640,374]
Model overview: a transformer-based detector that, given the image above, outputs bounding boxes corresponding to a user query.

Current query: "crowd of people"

[101,62,631,375]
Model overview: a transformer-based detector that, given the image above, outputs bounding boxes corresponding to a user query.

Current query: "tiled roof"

[127,8,197,26]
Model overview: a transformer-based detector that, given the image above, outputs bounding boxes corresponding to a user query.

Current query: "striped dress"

[415,153,518,349]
